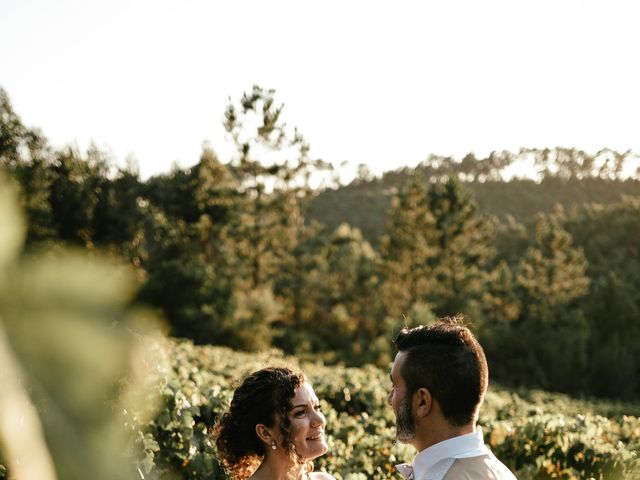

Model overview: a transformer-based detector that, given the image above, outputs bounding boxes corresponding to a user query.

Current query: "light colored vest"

[442,454,515,480]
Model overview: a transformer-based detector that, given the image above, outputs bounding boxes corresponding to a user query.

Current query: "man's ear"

[414,387,432,418]
[255,423,273,445]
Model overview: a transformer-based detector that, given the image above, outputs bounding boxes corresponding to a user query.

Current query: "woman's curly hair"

[212,367,306,479]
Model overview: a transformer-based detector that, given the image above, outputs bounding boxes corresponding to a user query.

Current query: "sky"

[2,0,640,181]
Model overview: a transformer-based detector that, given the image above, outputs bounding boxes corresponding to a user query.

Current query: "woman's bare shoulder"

[310,472,336,480]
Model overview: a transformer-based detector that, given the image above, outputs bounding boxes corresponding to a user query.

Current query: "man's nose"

[387,391,393,407]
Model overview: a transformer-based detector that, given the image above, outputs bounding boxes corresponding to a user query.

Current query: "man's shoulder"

[442,454,516,480]
[310,472,336,480]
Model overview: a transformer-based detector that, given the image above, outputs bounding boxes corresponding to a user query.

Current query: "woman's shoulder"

[310,472,336,480]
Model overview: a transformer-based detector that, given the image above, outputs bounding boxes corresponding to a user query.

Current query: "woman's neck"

[252,457,307,480]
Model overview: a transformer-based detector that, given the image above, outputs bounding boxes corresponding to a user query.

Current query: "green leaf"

[0,174,25,272]
[0,249,162,480]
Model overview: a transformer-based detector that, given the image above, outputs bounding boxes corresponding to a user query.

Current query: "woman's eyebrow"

[291,404,307,409]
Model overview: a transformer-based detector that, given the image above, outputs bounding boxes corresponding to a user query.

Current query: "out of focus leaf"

[1,257,160,480]
[0,174,25,272]
[0,174,162,480]
[0,322,57,480]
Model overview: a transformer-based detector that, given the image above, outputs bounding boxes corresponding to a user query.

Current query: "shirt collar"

[412,430,487,480]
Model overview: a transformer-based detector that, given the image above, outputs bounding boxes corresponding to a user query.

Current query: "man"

[388,316,516,480]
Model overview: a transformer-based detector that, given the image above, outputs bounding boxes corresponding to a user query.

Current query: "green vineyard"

[128,338,640,480]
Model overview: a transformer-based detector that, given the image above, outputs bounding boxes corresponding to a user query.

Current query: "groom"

[388,316,516,480]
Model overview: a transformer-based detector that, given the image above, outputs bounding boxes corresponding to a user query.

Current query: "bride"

[213,367,335,480]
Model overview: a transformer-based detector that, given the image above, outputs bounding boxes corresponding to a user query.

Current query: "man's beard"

[395,395,417,443]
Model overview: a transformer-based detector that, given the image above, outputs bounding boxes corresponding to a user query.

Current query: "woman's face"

[287,382,327,461]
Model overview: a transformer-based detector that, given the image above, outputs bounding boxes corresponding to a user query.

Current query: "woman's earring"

[271,440,277,450]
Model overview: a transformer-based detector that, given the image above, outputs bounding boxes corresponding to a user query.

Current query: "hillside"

[307,173,640,246]
[3,86,640,403]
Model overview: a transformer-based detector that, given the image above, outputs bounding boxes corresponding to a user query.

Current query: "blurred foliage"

[0,173,163,479]
[2,84,640,400]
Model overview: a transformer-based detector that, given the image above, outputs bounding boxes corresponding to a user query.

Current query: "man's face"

[387,351,417,443]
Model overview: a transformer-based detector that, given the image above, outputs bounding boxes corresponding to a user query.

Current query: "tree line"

[1,85,639,400]
[308,152,640,247]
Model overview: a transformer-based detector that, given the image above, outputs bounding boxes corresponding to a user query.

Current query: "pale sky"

[2,0,640,181]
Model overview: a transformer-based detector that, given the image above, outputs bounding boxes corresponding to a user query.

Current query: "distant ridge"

[308,163,640,246]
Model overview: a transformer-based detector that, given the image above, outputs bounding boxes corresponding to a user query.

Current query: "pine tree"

[0,87,56,242]
[380,176,495,320]
[490,214,591,393]
[223,85,323,290]
[379,174,438,318]
[564,197,640,398]
[48,145,111,246]
[321,224,386,364]
[515,214,590,306]
[426,178,496,316]
[137,148,240,346]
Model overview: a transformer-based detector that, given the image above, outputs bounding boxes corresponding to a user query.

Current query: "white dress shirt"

[396,430,516,480]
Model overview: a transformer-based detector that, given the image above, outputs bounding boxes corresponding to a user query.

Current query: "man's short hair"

[394,316,489,426]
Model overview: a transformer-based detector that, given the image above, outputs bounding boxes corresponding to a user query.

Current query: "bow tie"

[396,463,414,480]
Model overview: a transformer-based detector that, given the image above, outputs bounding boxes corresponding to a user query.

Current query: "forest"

[1,85,639,478]
[2,85,639,399]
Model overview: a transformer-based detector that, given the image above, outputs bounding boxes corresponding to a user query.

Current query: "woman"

[213,367,335,480]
